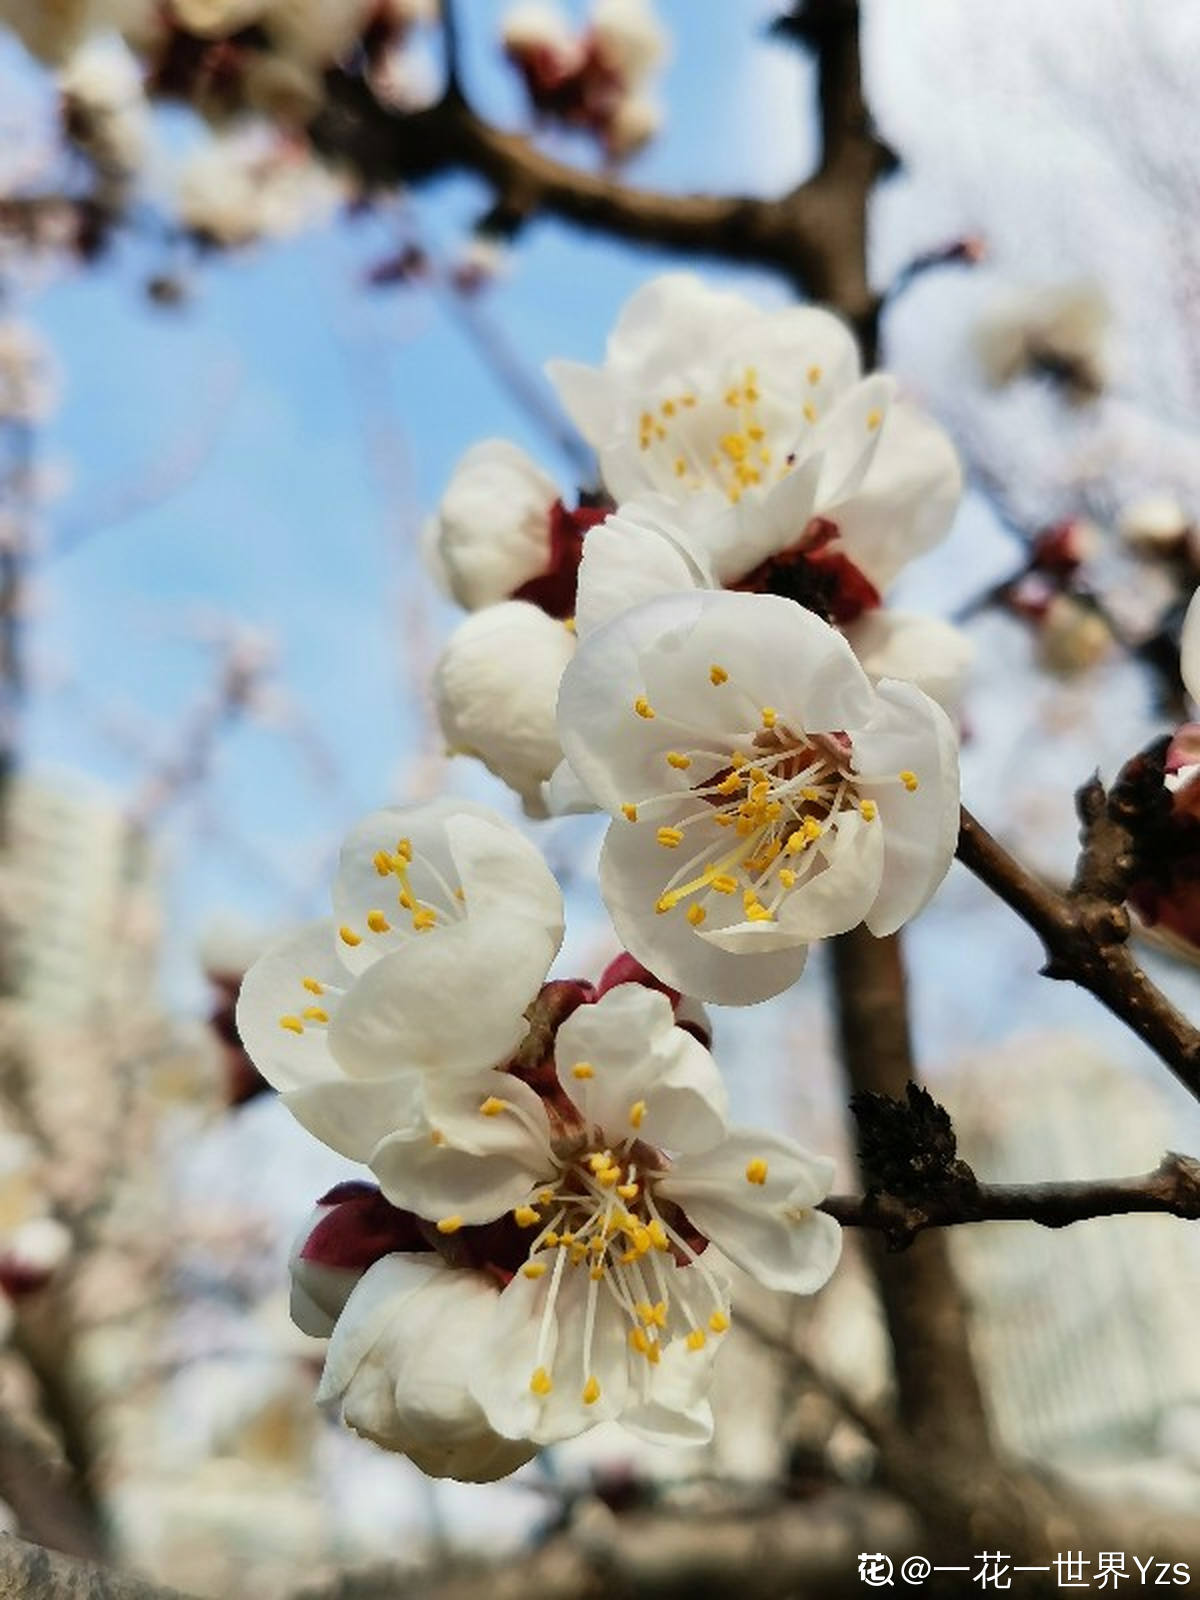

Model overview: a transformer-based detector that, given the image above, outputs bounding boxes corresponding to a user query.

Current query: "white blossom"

[605,92,662,158]
[365,982,839,1450]
[59,35,149,190]
[0,322,59,425]
[1119,494,1190,553]
[425,440,561,612]
[433,602,576,817]
[589,0,666,83]
[318,1253,539,1481]
[501,1,578,60]
[1036,594,1113,676]
[556,589,960,1004]
[236,799,564,1156]
[548,273,962,593]
[974,280,1110,397]
[175,124,343,247]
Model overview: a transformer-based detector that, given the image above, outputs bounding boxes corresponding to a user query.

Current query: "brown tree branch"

[0,1537,196,1600]
[821,1150,1200,1247]
[309,7,889,340]
[957,799,1200,1101]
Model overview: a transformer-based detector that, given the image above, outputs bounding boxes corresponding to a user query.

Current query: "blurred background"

[3,1,1200,1594]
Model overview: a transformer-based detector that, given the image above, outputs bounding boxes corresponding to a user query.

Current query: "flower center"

[623,673,919,929]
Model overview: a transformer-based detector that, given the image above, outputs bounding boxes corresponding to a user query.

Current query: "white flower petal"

[429,439,560,611]
[553,985,729,1155]
[235,920,348,1093]
[574,496,710,640]
[282,1075,423,1161]
[854,679,960,936]
[1182,588,1200,706]
[661,1131,841,1295]
[622,1330,716,1446]
[370,1076,552,1224]
[821,398,962,590]
[811,373,896,507]
[844,610,973,713]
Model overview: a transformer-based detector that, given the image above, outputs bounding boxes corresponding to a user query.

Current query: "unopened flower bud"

[425,441,561,611]
[290,1182,427,1337]
[434,602,575,814]
[1037,594,1113,675]
[1119,495,1191,555]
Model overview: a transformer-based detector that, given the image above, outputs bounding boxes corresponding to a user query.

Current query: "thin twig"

[957,802,1200,1102]
[821,1151,1200,1248]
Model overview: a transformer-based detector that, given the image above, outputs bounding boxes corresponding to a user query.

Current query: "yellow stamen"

[629,1100,646,1129]
[302,1006,329,1023]
[745,1158,768,1185]
[761,706,777,730]
[514,1205,540,1227]
[666,750,692,770]
[522,1261,546,1278]
[686,904,707,927]
[867,408,882,430]
[617,1181,639,1199]
[372,850,393,876]
[279,1015,303,1034]
[366,909,390,934]
[572,1062,594,1080]
[709,664,729,685]
[339,925,362,947]
[709,1310,730,1334]
[529,1367,553,1397]
[479,1096,507,1117]
[807,365,822,384]
[860,800,878,822]
[301,977,324,995]
[436,1215,464,1234]
[634,696,655,719]
[629,1326,650,1355]
[656,826,684,849]
[621,803,639,822]
[412,907,438,931]
[687,1328,707,1351]
[900,770,919,792]
[711,874,738,894]
[395,838,413,863]
[581,1375,602,1406]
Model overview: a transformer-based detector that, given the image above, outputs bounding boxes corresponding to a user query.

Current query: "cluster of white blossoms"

[238,800,840,1478]
[501,0,668,159]
[429,272,970,812]
[0,1132,72,1343]
[238,270,966,1481]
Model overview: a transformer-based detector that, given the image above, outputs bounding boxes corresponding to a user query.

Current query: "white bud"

[428,440,560,611]
[434,602,575,815]
[590,0,667,83]
[1037,594,1112,676]
[502,0,576,56]
[605,91,663,158]
[1119,494,1190,552]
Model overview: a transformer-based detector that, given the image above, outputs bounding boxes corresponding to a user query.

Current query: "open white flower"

[365,982,839,1449]
[556,589,960,1004]
[434,602,577,817]
[548,273,961,597]
[318,1253,538,1481]
[237,799,564,1157]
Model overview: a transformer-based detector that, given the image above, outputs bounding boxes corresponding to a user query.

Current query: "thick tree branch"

[0,1537,196,1600]
[310,3,889,339]
[957,798,1200,1101]
[821,1151,1200,1247]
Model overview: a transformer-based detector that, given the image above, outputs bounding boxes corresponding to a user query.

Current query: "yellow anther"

[749,780,769,804]
[302,1006,329,1023]
[618,1247,639,1265]
[714,813,734,827]
[709,1310,730,1334]
[372,850,393,876]
[686,905,707,927]
[746,904,775,922]
[747,423,765,442]
[562,616,577,635]
[629,1100,646,1129]
[559,1230,576,1246]
[674,457,687,477]
[859,799,878,822]
[398,889,415,910]
[785,830,807,855]
[681,393,697,407]
[543,1231,560,1248]
[581,1375,602,1406]
[436,1215,464,1234]
[395,838,413,863]
[760,706,777,729]
[807,364,822,384]
[655,896,673,915]
[900,770,919,792]
[590,1236,606,1255]
[589,1264,606,1281]
[779,869,797,889]
[279,1015,304,1034]
[514,1205,540,1227]
[538,1189,555,1206]
[632,1225,652,1254]
[570,1242,587,1265]
[723,387,740,408]
[339,925,362,947]
[666,751,692,770]
[412,907,438,931]
[709,663,729,685]
[617,1180,639,1199]
[635,1301,654,1324]
[621,803,639,822]
[866,408,882,430]
[522,1261,547,1278]
[529,1367,553,1397]
[430,1128,446,1146]
[716,771,743,795]
[479,1096,507,1117]
[731,751,748,768]
[634,696,655,719]
[629,1326,650,1355]
[366,909,391,934]
[645,1338,661,1365]
[801,787,822,803]
[656,826,684,849]
[803,402,817,424]
[743,888,760,911]
[745,1158,768,1185]
[711,874,739,894]
[597,1166,620,1188]
[661,398,677,416]
[721,432,749,462]
[647,1221,670,1252]
[301,977,324,995]
[588,1152,612,1173]
[687,1328,707,1351]
[572,1061,594,1080]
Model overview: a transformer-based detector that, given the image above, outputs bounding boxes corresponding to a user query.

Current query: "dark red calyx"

[303,1184,432,1271]
[512,500,608,619]
[732,517,881,625]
